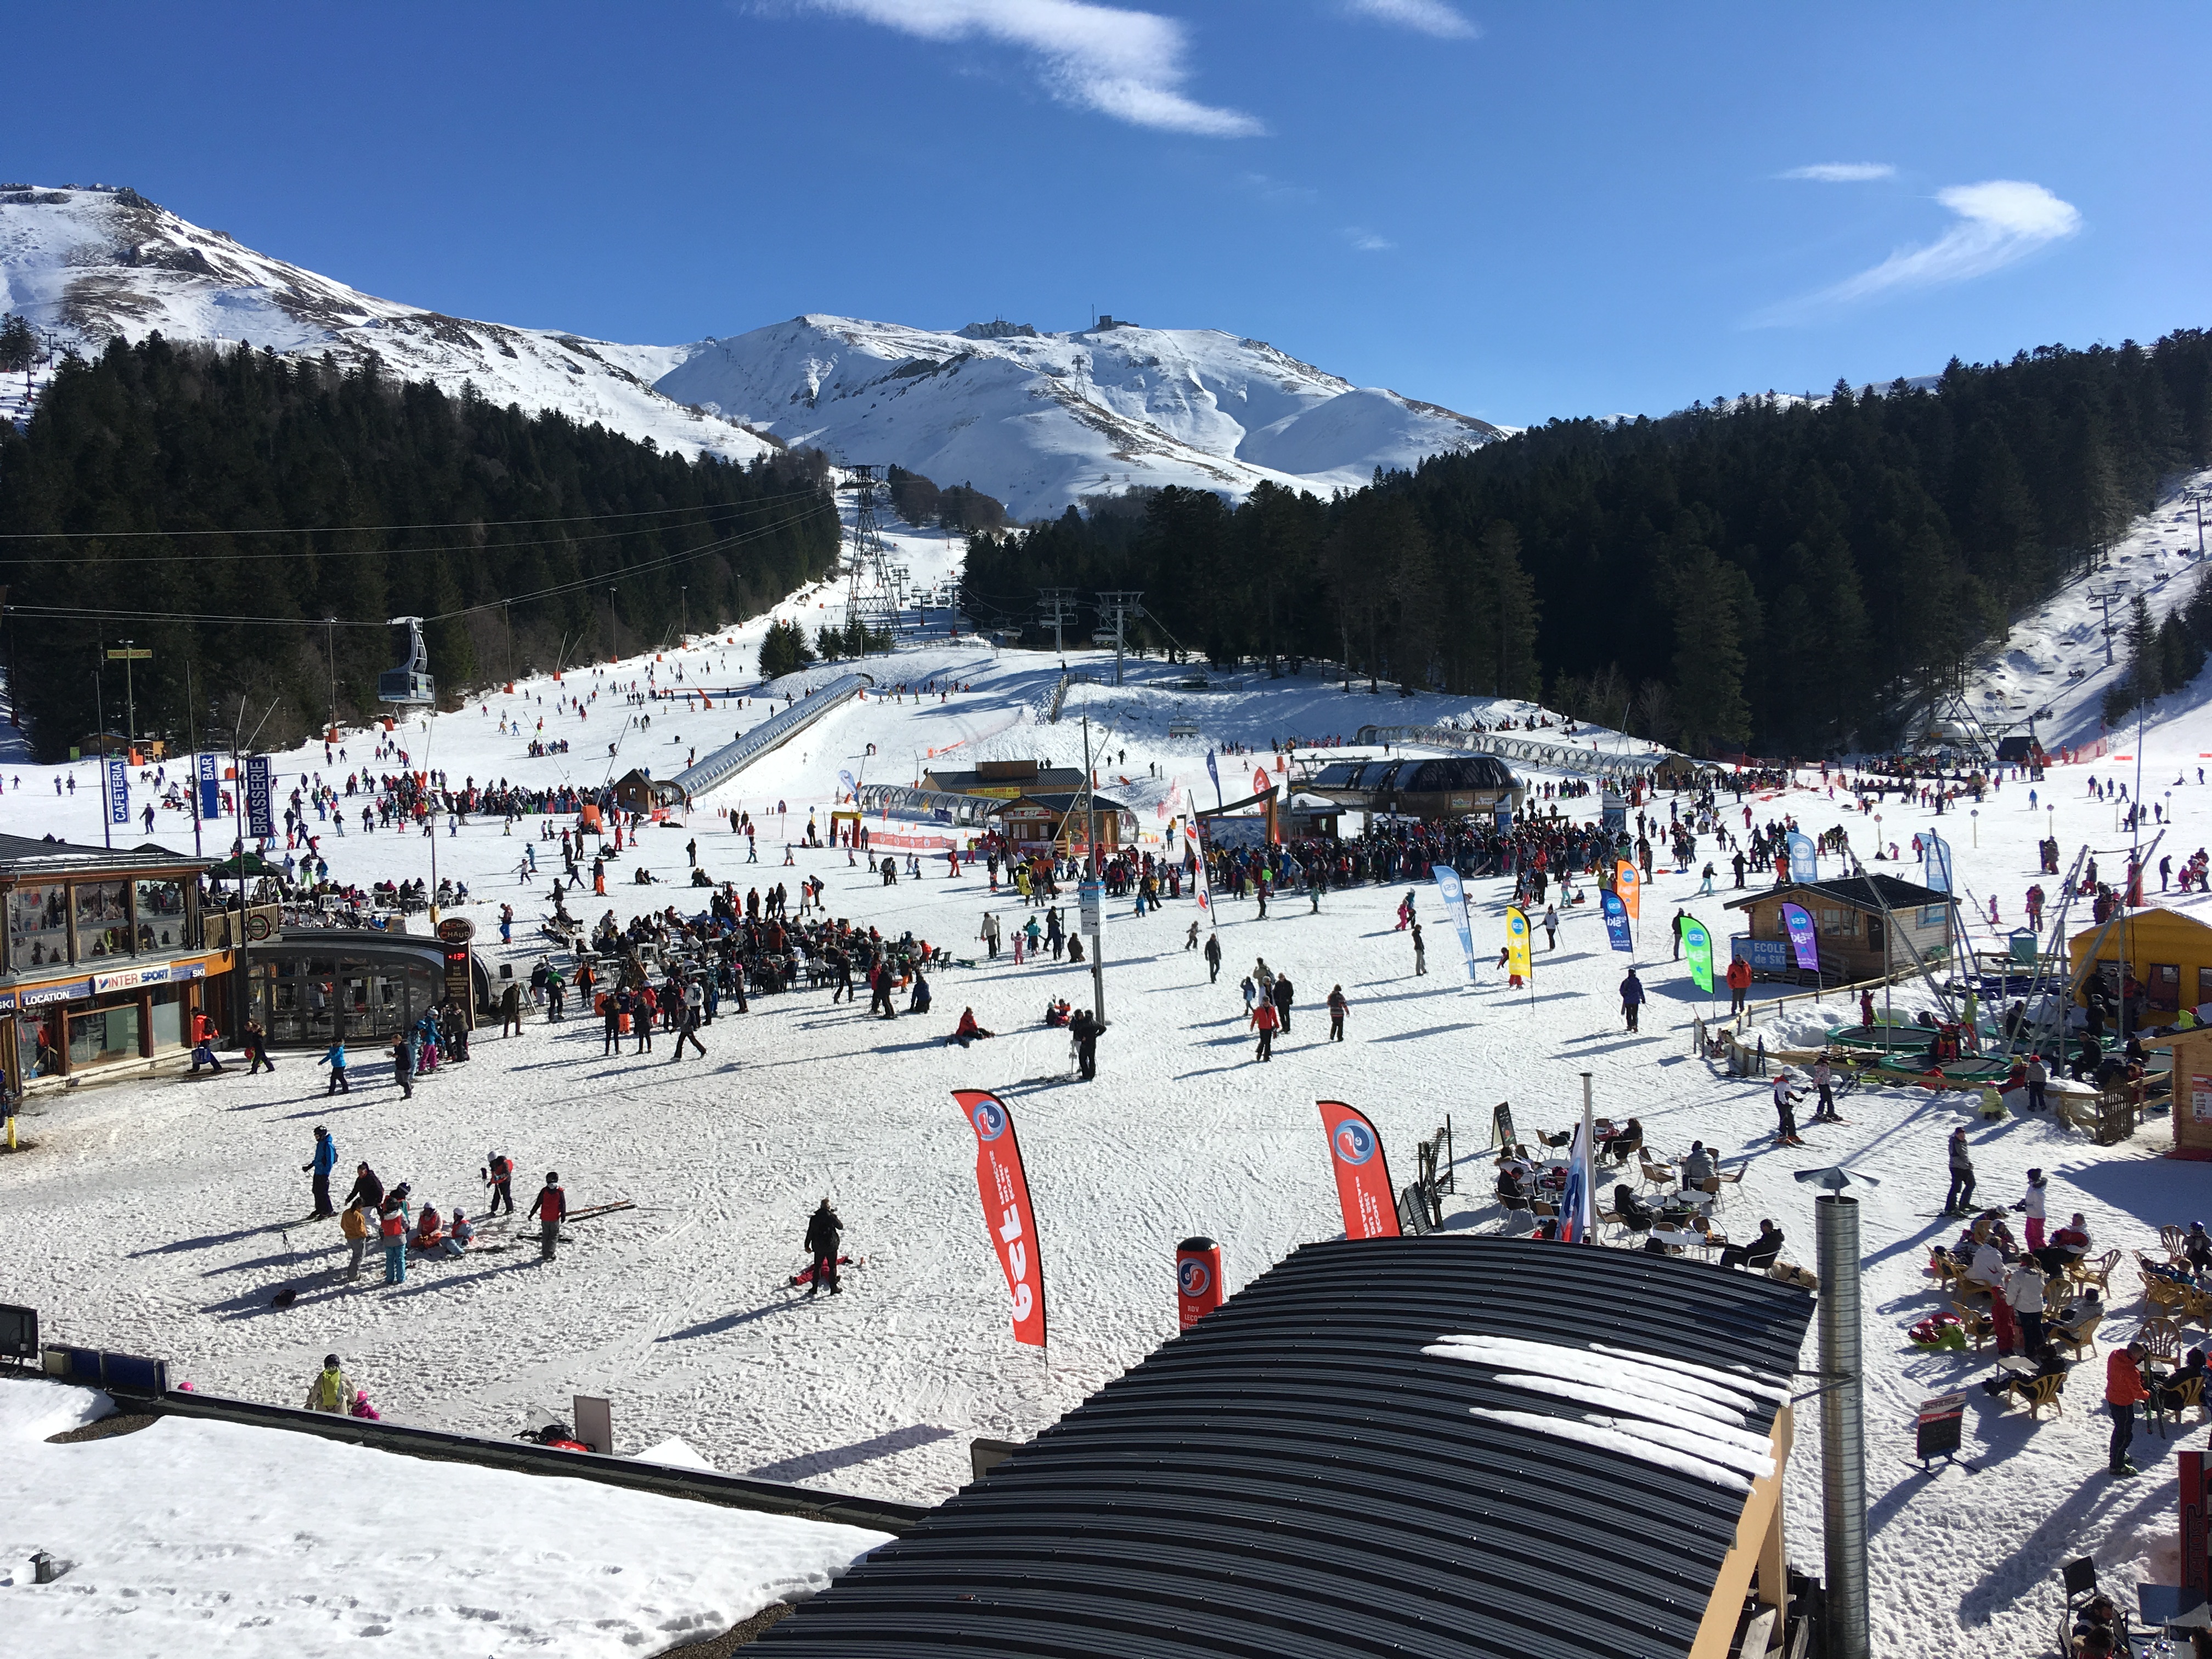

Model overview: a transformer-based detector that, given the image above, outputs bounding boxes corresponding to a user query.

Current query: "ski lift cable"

[0,484,833,541]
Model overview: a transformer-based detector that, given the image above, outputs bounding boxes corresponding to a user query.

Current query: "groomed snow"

[3,481,2212,1655]
[0,1375,887,1655]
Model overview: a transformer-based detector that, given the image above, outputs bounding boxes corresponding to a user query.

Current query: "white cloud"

[1344,0,1480,38]
[1240,171,1317,205]
[1756,178,2082,323]
[1343,227,1394,251]
[1780,162,1895,183]
[803,0,1262,136]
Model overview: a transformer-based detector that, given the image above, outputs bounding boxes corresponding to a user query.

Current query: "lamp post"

[1971,808,1978,848]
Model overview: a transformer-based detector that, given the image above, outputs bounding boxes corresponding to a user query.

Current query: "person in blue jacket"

[320,1040,349,1096]
[303,1126,338,1217]
[1620,968,1646,1034]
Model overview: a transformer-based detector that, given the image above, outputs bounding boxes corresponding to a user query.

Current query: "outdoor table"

[2139,1584,2211,1634]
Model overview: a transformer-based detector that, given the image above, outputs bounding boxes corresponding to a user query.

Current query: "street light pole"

[1082,715,1105,1024]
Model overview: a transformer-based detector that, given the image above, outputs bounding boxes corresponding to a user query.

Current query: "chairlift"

[377,616,436,706]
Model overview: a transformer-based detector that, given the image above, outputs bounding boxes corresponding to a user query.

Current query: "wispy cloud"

[1780,162,1895,183]
[802,0,1261,136]
[1343,227,1394,252]
[1754,179,2081,324]
[1344,0,1480,38]
[1239,171,1317,206]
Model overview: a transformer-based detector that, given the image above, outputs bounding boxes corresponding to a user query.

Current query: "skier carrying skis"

[805,1198,843,1296]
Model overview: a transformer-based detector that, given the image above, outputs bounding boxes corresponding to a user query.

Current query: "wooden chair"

[2141,1319,2187,1366]
[1950,1299,1994,1351]
[2017,1372,2066,1420]
[2068,1248,2119,1295]
[2052,1310,2104,1361]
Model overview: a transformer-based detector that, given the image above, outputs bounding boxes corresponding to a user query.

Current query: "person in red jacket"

[2107,1340,2149,1477]
[1250,997,1280,1063]
[529,1171,567,1264]
[1726,956,1753,1016]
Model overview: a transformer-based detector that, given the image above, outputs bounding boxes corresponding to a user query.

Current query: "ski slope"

[6,484,2212,1655]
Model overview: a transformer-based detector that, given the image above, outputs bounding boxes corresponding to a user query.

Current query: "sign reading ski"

[953,1089,1047,1348]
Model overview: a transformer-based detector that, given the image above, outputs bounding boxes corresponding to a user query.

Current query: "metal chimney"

[1815,1193,1869,1659]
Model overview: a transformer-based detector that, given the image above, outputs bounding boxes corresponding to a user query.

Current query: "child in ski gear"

[320,1041,350,1094]
[306,1355,353,1413]
[484,1152,515,1215]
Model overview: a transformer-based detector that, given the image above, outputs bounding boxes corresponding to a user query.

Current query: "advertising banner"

[1431,866,1478,982]
[1558,1120,1597,1243]
[244,755,274,839]
[1614,860,1640,921]
[1505,905,1533,981]
[1786,830,1819,883]
[196,753,220,820]
[1193,846,1214,923]
[1781,902,1820,972]
[1317,1100,1400,1240]
[1925,832,1954,895]
[1601,889,1633,952]
[1176,1237,1224,1329]
[1683,918,1714,992]
[1205,749,1221,807]
[838,768,857,801]
[952,1090,1047,1348]
[105,756,129,825]
[1252,766,1271,797]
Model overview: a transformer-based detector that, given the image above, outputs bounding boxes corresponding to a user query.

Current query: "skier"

[805,1198,843,1296]
[1619,968,1645,1033]
[484,1150,515,1216]
[1327,984,1349,1041]
[303,1126,337,1218]
[528,1170,567,1263]
[1771,1069,1805,1147]
[1184,919,1200,951]
[305,1354,354,1413]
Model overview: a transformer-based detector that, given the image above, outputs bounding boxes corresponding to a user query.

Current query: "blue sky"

[15,1,2207,425]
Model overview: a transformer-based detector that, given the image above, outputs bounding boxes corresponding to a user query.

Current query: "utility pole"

[1081,715,1106,1023]
[607,587,618,665]
[94,642,110,849]
[325,618,339,738]
[844,464,891,662]
[106,639,151,751]
[1097,590,1144,688]
[680,585,689,644]
[2185,486,2210,558]
[1038,588,1077,660]
[2094,588,2119,667]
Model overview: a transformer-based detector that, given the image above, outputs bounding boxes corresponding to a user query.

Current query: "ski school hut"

[609,769,682,815]
[989,792,1136,858]
[1723,874,1959,984]
[2067,905,2212,1019]
[1302,755,1525,824]
[922,758,1086,799]
[760,1235,1816,1659]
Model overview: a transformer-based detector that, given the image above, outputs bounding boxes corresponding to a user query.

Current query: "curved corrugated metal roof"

[759,1236,1813,1659]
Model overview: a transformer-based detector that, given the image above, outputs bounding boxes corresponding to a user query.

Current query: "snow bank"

[0,1376,888,1658]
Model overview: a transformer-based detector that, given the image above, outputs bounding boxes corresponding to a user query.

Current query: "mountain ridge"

[0,184,1502,519]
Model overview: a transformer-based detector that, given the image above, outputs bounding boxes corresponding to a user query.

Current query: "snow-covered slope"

[1958,462,2212,748]
[0,183,764,464]
[654,314,1505,519]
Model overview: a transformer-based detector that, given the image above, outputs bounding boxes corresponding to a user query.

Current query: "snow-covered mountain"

[0,185,1503,518]
[0,183,766,464]
[657,314,1504,520]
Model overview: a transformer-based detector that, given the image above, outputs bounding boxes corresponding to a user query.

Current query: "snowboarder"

[805,1198,843,1296]
[1619,968,1645,1033]
[529,1170,567,1263]
[303,1126,337,1218]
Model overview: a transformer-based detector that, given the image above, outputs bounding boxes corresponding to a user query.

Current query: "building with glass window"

[0,834,230,1090]
[242,927,483,1048]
